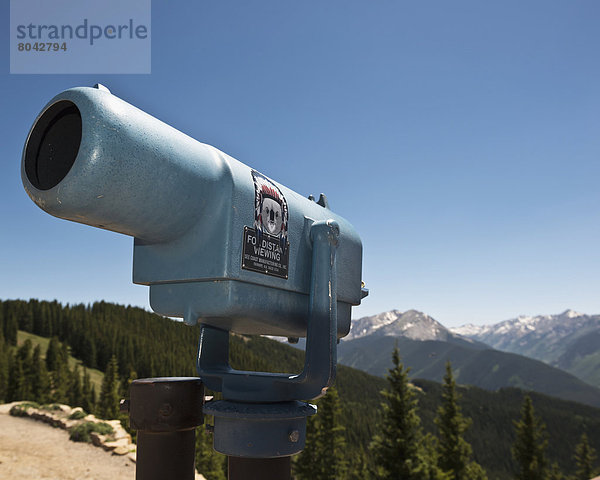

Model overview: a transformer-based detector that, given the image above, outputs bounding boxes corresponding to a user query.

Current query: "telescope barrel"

[22,86,224,243]
[21,86,365,338]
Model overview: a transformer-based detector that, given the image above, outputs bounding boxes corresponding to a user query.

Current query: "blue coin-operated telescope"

[21,85,367,467]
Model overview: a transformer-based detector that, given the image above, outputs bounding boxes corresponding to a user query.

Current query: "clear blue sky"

[1,1,599,327]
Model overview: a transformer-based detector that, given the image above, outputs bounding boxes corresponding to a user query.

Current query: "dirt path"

[0,411,134,480]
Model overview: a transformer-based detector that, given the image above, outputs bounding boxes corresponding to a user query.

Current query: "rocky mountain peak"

[561,309,583,319]
[348,309,452,342]
[346,309,403,340]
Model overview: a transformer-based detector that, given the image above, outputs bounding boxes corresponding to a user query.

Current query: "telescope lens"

[25,100,82,190]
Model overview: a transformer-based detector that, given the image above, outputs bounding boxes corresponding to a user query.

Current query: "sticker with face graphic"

[261,196,283,236]
[241,170,290,279]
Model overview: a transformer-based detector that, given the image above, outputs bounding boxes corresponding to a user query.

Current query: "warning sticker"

[242,227,289,279]
[242,170,290,279]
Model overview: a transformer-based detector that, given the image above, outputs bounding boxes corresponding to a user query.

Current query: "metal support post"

[228,456,291,480]
[128,377,204,480]
[198,220,338,477]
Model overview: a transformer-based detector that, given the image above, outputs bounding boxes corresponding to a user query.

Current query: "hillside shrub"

[69,421,114,443]
[69,409,87,420]
[9,401,40,417]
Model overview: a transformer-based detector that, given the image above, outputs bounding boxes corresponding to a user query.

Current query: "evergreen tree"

[81,368,95,413]
[7,353,26,401]
[120,367,137,398]
[464,463,487,480]
[318,387,347,479]
[573,433,597,480]
[422,434,452,480]
[47,338,71,404]
[61,343,70,366]
[30,344,50,403]
[116,367,138,442]
[81,336,97,369]
[347,448,370,480]
[4,313,18,345]
[548,463,564,480]
[0,331,8,402]
[296,386,347,480]
[15,340,34,401]
[53,365,70,403]
[69,364,83,407]
[512,395,547,480]
[295,404,320,479]
[369,347,447,480]
[99,355,120,419]
[90,384,97,409]
[18,340,33,396]
[195,424,226,480]
[45,336,61,372]
[435,362,486,480]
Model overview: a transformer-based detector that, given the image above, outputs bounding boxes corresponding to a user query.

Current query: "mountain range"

[345,309,481,346]
[451,310,600,388]
[338,309,600,407]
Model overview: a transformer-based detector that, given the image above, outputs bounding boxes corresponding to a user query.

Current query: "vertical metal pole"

[228,456,291,480]
[128,377,204,480]
[137,430,197,480]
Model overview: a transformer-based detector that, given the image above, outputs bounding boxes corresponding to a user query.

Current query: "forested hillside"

[338,334,600,407]
[452,311,600,389]
[1,299,599,479]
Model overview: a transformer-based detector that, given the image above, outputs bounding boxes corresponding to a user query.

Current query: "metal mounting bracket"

[196,219,340,402]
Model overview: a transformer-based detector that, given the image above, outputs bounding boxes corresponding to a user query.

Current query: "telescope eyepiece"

[25,100,82,191]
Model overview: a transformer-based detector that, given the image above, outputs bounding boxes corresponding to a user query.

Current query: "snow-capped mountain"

[347,309,475,344]
[450,310,600,388]
[345,309,404,340]
[452,309,587,343]
[450,309,595,354]
[450,323,487,337]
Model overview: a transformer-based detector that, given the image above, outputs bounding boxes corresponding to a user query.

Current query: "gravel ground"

[0,410,134,480]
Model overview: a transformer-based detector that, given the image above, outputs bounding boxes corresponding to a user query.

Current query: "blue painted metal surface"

[201,219,338,457]
[198,220,340,402]
[21,85,366,339]
[21,85,368,459]
[204,401,317,458]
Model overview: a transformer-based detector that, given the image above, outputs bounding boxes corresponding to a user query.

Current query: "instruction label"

[242,227,289,279]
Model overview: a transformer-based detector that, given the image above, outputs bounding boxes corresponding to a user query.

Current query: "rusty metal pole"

[128,377,204,480]
[228,456,291,480]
